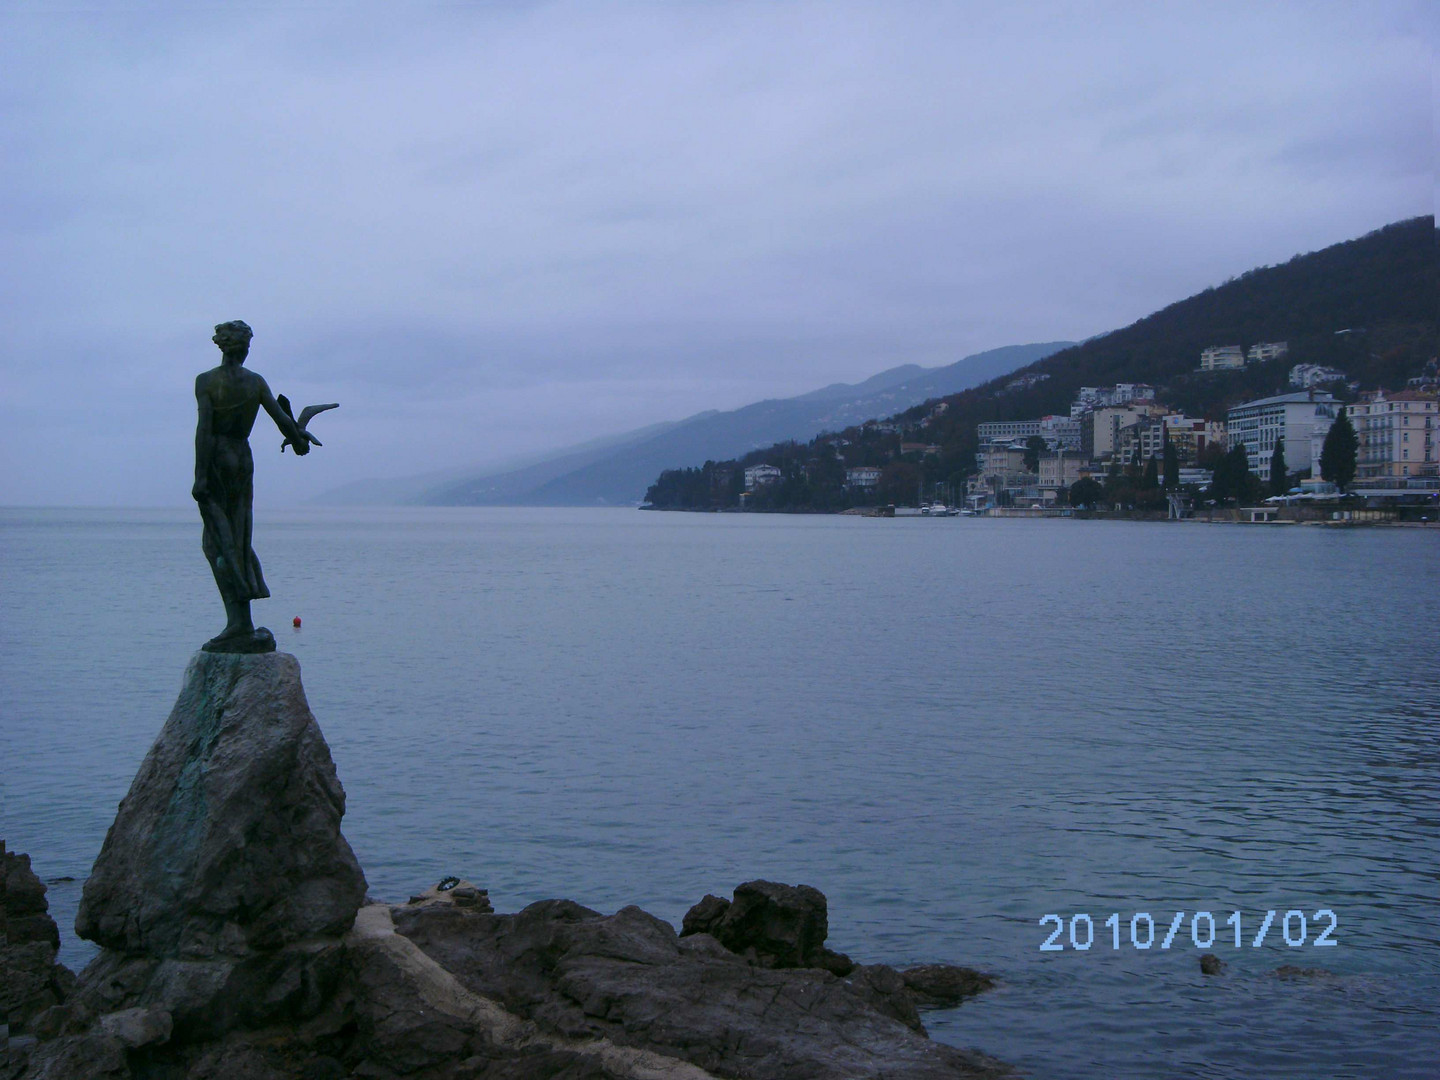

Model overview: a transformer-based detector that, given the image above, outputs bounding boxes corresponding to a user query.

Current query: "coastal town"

[639,218,1437,520]
[939,345,1438,516]
[656,342,1439,521]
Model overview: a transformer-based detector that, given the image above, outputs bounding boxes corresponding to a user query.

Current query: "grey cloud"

[0,0,1431,505]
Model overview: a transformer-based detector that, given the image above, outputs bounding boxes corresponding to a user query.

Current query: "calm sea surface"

[2,506,1436,1078]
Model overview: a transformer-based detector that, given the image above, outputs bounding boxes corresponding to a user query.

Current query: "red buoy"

[292,616,302,628]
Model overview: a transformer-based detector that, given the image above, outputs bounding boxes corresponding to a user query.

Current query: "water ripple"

[2,508,1437,1079]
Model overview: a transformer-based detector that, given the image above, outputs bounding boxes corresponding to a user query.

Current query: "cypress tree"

[1319,409,1358,490]
[1269,437,1288,496]
[1023,435,1047,473]
[1163,438,1179,490]
[1212,443,1254,503]
[1143,454,1159,489]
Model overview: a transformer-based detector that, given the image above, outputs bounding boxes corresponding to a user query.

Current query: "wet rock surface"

[76,651,367,959]
[900,964,998,1008]
[18,884,1011,1080]
[679,880,856,976]
[1,842,75,1048]
[391,895,1009,1078]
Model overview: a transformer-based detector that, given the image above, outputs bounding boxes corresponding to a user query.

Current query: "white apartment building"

[1082,405,1163,459]
[1070,383,1155,416]
[977,415,1081,449]
[1290,363,1346,389]
[976,419,1041,441]
[1346,390,1439,479]
[1036,450,1086,491]
[1113,383,1155,404]
[845,466,882,489]
[1118,416,1167,465]
[1161,415,1225,464]
[1040,415,1082,449]
[744,464,782,489]
[1226,392,1337,482]
[1200,345,1245,372]
[1247,342,1289,363]
[977,442,1028,475]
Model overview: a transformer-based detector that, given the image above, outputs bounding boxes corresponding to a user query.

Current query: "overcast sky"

[0,1,1432,506]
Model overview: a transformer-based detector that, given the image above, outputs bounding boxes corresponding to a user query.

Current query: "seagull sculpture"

[276,395,340,453]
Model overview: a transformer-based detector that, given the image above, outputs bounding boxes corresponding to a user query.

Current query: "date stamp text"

[1038,909,1338,951]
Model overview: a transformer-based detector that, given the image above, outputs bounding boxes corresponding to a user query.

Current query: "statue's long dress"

[199,433,270,602]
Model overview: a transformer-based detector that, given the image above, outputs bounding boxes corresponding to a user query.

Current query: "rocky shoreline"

[3,651,1014,1080]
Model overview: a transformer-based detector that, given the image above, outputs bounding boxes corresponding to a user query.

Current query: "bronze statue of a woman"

[193,321,336,652]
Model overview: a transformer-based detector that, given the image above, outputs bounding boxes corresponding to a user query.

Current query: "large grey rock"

[97,1006,172,1049]
[1,843,74,1039]
[394,898,1014,1078]
[2,844,59,950]
[66,939,346,1044]
[76,652,366,958]
[14,1031,129,1080]
[341,902,711,1080]
[900,964,997,1008]
[680,879,855,975]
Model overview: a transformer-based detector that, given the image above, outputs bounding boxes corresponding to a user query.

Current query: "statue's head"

[212,320,253,354]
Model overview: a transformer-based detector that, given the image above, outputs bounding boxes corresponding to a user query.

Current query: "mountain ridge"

[413,341,1071,506]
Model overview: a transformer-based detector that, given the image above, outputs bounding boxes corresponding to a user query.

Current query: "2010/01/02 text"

[1039,910,1338,951]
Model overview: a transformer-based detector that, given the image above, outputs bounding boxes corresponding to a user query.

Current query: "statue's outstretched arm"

[258,377,311,456]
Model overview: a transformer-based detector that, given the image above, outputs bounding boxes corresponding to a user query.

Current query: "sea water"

[2,506,1436,1079]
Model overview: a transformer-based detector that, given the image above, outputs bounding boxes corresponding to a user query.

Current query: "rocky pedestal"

[18,652,367,1078]
[77,651,366,957]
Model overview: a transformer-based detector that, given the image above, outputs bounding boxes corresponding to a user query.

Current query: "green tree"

[1142,454,1159,489]
[1103,467,1133,508]
[876,461,920,506]
[1196,442,1227,471]
[1163,438,1180,490]
[1070,476,1104,509]
[1269,437,1288,496]
[1134,486,1168,511]
[1210,443,1258,504]
[1023,435,1047,473]
[1319,409,1358,490]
